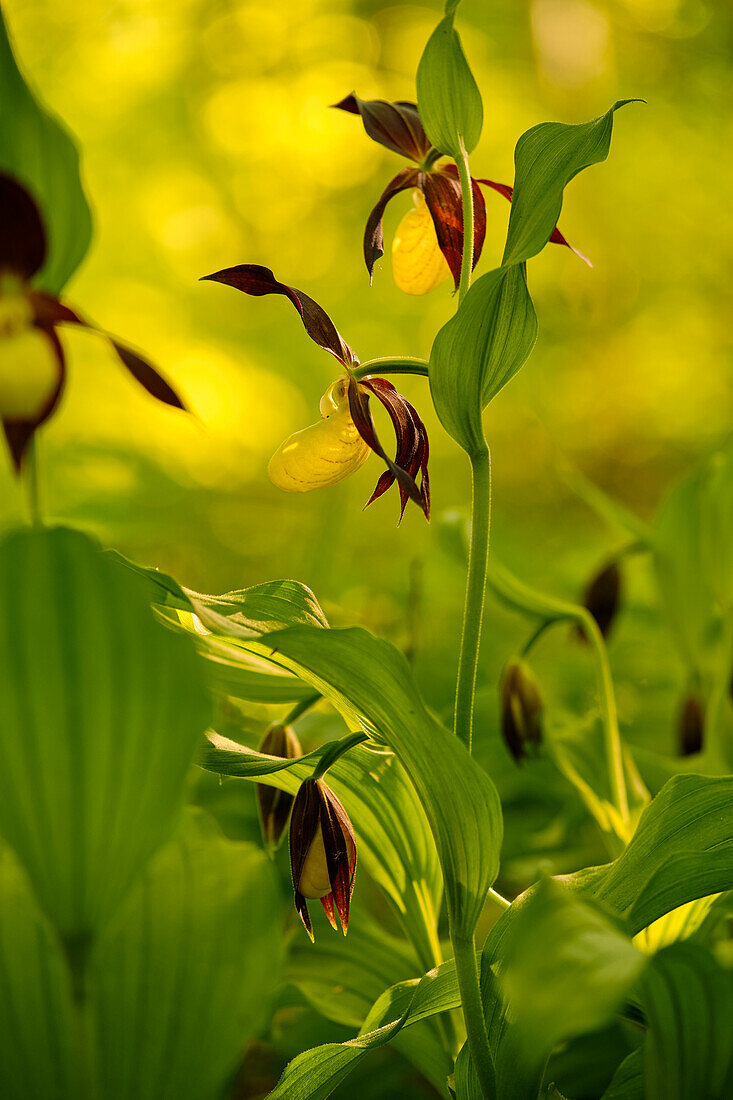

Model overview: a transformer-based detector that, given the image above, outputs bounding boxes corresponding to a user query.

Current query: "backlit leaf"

[416,3,482,159]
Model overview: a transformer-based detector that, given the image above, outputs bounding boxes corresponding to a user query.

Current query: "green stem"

[579,610,630,829]
[488,887,511,911]
[26,437,42,526]
[451,933,495,1098]
[456,146,474,303]
[454,448,491,751]
[352,356,429,381]
[312,731,368,781]
[282,693,321,726]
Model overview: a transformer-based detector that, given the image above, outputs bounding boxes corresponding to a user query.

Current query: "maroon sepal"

[348,378,430,522]
[420,167,487,291]
[333,93,431,163]
[29,292,186,410]
[257,723,302,851]
[0,173,47,281]
[2,326,65,472]
[201,265,358,368]
[476,178,592,267]
[364,167,419,281]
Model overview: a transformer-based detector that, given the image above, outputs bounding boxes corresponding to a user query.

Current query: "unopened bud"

[677,694,704,757]
[579,561,622,641]
[289,778,357,941]
[256,724,301,852]
[501,660,543,763]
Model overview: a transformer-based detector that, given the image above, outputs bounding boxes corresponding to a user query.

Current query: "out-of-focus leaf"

[416,2,482,159]
[601,1050,644,1100]
[502,102,638,268]
[428,264,537,454]
[653,441,733,671]
[0,527,210,936]
[0,8,92,292]
[285,919,451,1097]
[0,847,76,1099]
[202,732,443,971]
[494,879,645,1098]
[91,810,283,1100]
[454,1040,482,1100]
[640,943,733,1100]
[244,625,503,941]
[269,958,459,1100]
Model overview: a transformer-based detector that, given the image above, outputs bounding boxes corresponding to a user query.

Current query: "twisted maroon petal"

[30,292,186,409]
[363,168,419,281]
[333,93,431,162]
[0,174,46,282]
[475,178,592,266]
[420,168,487,291]
[201,264,358,368]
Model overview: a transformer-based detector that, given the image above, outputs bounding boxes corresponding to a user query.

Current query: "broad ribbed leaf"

[601,1050,644,1100]
[91,811,283,1100]
[202,733,443,970]
[245,625,503,939]
[269,959,459,1100]
[0,9,92,292]
[0,527,210,936]
[640,943,733,1100]
[502,101,638,268]
[416,3,482,159]
[429,264,537,454]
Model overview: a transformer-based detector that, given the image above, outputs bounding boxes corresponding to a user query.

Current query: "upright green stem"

[580,611,630,829]
[456,147,474,303]
[454,448,491,751]
[451,933,495,1097]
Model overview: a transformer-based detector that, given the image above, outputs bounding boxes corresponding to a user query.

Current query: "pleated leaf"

[0,527,210,936]
[0,8,92,292]
[244,624,503,940]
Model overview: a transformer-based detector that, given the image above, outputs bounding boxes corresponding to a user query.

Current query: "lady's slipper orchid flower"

[333,93,590,294]
[0,173,185,471]
[201,264,430,520]
[289,777,357,941]
[256,723,302,853]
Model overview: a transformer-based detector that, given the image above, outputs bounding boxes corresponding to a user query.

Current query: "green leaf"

[653,440,733,671]
[269,958,459,1100]
[601,1050,644,1100]
[429,264,537,454]
[202,732,443,971]
[416,5,482,159]
[502,101,639,268]
[244,624,503,940]
[0,527,210,936]
[91,810,283,1100]
[500,879,645,1056]
[640,943,733,1100]
[0,8,92,292]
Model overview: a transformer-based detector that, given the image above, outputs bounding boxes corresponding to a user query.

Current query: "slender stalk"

[451,933,495,1097]
[456,147,474,303]
[312,731,368,781]
[352,356,429,381]
[26,437,42,526]
[488,887,511,911]
[454,448,491,751]
[282,692,321,726]
[580,610,630,829]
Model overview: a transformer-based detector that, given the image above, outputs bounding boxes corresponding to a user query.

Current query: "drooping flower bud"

[256,723,302,852]
[392,190,451,296]
[501,660,543,763]
[289,778,356,941]
[677,693,705,757]
[580,561,622,641]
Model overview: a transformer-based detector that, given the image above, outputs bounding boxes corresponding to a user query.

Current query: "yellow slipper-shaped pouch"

[392,190,451,296]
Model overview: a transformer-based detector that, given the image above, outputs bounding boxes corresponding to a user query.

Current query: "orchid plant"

[0,3,732,1100]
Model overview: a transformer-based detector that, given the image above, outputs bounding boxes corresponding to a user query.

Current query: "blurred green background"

[2,0,731,815]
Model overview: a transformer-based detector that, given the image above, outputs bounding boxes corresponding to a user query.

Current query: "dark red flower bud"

[501,660,543,763]
[581,561,622,640]
[289,778,356,941]
[677,694,705,757]
[256,723,302,852]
